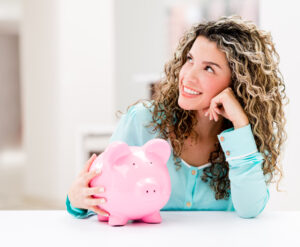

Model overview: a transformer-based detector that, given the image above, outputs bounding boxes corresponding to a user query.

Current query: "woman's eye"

[186,55,192,62]
[205,66,214,73]
[186,56,214,74]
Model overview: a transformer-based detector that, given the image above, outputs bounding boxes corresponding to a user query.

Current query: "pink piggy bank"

[89,138,171,226]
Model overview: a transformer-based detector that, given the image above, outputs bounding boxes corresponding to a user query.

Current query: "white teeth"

[183,86,201,95]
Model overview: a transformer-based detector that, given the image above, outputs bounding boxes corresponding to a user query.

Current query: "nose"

[184,66,200,84]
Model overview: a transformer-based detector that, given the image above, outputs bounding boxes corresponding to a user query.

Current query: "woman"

[67,15,288,219]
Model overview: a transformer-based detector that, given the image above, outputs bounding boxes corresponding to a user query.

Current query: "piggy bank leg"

[141,211,162,224]
[97,214,109,222]
[108,215,129,226]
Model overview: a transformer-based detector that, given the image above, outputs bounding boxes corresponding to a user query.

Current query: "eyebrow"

[188,52,222,69]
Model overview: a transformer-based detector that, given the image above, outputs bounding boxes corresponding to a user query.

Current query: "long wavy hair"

[122,15,288,200]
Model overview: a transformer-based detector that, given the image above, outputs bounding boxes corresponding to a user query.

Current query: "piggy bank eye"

[150,161,152,165]
[132,162,136,166]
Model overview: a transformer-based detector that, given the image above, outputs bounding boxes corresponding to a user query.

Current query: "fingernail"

[96,169,101,174]
[99,187,104,193]
[100,198,106,203]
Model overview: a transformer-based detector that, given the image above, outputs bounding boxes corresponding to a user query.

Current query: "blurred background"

[0,0,299,211]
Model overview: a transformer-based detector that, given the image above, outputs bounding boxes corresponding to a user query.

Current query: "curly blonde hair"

[124,15,288,200]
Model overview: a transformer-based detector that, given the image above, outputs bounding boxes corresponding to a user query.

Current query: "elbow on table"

[236,202,268,219]
[236,209,262,219]
[235,188,270,219]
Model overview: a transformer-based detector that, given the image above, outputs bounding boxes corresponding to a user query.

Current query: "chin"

[178,96,209,112]
[178,97,196,110]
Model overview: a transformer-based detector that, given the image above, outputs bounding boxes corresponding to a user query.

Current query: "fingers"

[80,188,109,216]
[214,107,221,114]
[83,154,98,173]
[84,186,105,196]
[85,195,110,217]
[89,206,110,217]
[212,112,216,121]
[205,103,221,122]
[83,169,102,186]
[85,197,106,206]
[205,107,218,122]
[206,94,226,122]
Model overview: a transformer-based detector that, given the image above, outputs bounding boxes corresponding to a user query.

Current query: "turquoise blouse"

[66,101,270,219]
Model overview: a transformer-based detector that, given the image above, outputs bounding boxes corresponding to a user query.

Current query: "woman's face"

[178,35,232,112]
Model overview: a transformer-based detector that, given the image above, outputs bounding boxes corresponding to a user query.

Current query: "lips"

[182,85,201,94]
[180,80,202,94]
[180,86,202,99]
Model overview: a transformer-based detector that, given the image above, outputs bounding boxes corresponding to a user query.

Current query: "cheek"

[204,77,231,97]
[202,78,219,96]
[178,67,186,84]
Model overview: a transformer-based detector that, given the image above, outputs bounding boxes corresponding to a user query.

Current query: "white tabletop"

[0,210,299,247]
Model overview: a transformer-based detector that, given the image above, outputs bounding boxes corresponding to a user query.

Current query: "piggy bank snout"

[142,183,159,196]
[137,179,162,200]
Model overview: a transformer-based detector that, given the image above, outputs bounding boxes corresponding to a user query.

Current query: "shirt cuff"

[66,195,89,218]
[217,124,258,161]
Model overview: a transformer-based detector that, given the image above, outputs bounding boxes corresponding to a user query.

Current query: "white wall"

[21,0,61,203]
[21,0,115,204]
[57,0,115,202]
[114,0,167,113]
[260,0,300,210]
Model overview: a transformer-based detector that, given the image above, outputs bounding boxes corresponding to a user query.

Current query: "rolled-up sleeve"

[66,195,96,219]
[217,124,270,218]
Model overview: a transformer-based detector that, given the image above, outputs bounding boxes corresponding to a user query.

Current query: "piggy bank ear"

[143,139,171,164]
[103,141,131,166]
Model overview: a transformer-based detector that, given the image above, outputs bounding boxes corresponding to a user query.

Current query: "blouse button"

[226,151,230,156]
[186,202,191,207]
[220,136,224,142]
[191,170,196,175]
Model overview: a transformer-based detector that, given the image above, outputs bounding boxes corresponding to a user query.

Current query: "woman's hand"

[204,87,249,129]
[68,154,110,216]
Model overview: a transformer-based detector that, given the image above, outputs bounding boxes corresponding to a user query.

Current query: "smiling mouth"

[181,84,202,95]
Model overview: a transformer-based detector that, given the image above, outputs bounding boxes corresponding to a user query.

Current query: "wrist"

[233,116,249,130]
[66,196,88,218]
[67,192,80,209]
